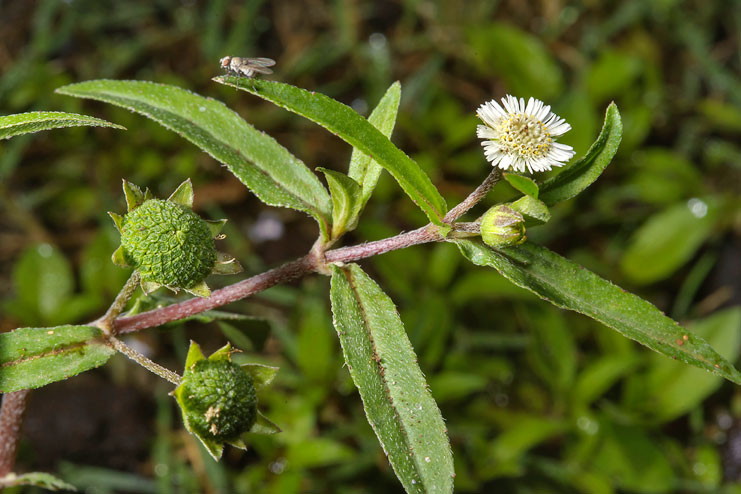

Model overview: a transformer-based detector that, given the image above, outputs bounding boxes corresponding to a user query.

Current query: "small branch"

[108,337,182,386]
[114,255,316,334]
[0,390,30,476]
[114,225,443,334]
[324,225,439,264]
[95,271,140,334]
[451,222,481,235]
[443,168,501,223]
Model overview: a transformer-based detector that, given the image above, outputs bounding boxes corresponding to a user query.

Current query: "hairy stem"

[95,271,140,334]
[0,390,30,476]
[443,168,501,223]
[115,255,316,334]
[114,226,441,334]
[108,337,182,385]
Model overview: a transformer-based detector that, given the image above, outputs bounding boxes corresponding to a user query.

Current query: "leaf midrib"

[497,244,730,369]
[343,267,425,490]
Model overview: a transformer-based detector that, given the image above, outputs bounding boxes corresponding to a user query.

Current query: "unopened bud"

[480,205,526,248]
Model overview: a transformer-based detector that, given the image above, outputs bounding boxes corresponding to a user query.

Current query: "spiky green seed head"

[120,199,216,290]
[172,342,280,460]
[480,204,526,248]
[110,179,242,297]
[178,357,257,442]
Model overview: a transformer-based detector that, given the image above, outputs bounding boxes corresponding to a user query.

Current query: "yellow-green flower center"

[496,114,553,160]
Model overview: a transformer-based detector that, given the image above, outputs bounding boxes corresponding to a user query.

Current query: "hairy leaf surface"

[0,325,114,392]
[330,264,454,493]
[215,77,447,225]
[539,103,622,205]
[455,239,741,384]
[0,111,123,140]
[57,80,332,236]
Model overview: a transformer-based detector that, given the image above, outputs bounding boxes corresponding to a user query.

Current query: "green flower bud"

[480,204,526,248]
[110,179,242,297]
[172,341,281,460]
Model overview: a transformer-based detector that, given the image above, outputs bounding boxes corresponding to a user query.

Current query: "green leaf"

[487,414,568,477]
[503,173,539,198]
[5,243,97,327]
[590,423,675,493]
[0,472,78,491]
[0,325,114,392]
[454,239,741,384]
[620,198,721,284]
[214,77,448,225]
[330,264,454,494]
[572,355,640,407]
[539,103,623,205]
[523,308,576,393]
[286,438,355,469]
[349,81,402,205]
[56,80,332,237]
[636,307,741,423]
[466,23,564,100]
[0,111,124,140]
[318,168,363,239]
[11,243,73,325]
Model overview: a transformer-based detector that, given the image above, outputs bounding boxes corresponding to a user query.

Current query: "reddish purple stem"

[0,390,30,476]
[115,225,440,334]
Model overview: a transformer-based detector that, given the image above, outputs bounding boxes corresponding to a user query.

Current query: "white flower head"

[476,95,575,174]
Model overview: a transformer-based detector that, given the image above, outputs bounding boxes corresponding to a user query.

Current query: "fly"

[219,57,276,78]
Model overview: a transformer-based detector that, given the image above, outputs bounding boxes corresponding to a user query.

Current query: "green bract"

[173,341,281,460]
[109,179,242,297]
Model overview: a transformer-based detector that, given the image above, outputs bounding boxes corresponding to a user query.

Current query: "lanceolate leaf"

[539,102,622,205]
[215,77,447,226]
[455,239,741,384]
[56,80,332,237]
[349,81,402,205]
[0,325,114,392]
[330,264,454,494]
[318,168,363,239]
[0,111,124,140]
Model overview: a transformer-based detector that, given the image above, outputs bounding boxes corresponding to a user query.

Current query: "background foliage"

[1,0,739,492]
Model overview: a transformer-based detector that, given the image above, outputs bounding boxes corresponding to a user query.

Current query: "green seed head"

[120,199,216,289]
[172,342,279,460]
[480,204,527,248]
[110,180,242,297]
[179,358,258,442]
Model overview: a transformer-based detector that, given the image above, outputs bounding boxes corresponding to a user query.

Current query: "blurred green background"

[1,0,740,492]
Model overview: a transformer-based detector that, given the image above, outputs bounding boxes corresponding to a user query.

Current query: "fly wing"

[248,65,273,75]
[246,57,276,67]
